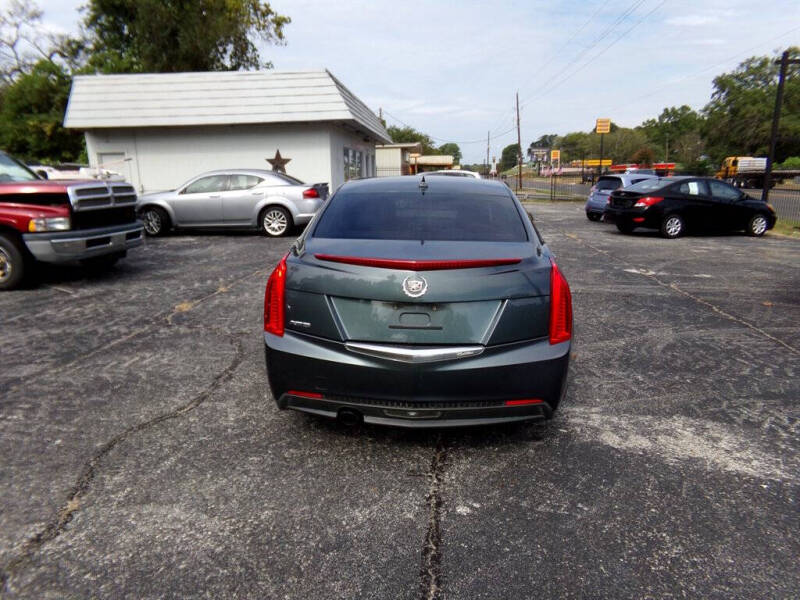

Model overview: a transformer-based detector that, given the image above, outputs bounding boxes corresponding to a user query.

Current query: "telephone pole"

[763,50,799,203]
[516,91,523,190]
[486,130,490,177]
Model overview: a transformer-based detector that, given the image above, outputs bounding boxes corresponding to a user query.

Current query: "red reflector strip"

[314,254,521,270]
[287,390,323,399]
[505,398,543,406]
[632,217,645,223]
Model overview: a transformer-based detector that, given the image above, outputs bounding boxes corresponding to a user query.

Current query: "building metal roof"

[64,69,391,143]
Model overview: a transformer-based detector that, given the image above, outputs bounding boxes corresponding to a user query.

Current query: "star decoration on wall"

[266,149,291,173]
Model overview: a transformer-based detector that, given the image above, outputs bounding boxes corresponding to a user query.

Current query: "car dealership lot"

[1,205,798,598]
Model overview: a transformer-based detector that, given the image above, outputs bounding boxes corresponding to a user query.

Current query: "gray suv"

[585,173,656,221]
[137,169,328,236]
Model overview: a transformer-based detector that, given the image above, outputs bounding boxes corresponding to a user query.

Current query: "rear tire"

[260,206,292,237]
[616,222,634,234]
[586,212,601,222]
[747,213,769,237]
[660,214,684,239]
[141,206,170,236]
[0,232,26,291]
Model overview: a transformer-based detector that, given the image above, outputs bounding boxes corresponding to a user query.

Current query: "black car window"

[678,180,709,196]
[709,180,741,201]
[313,191,528,242]
[229,174,263,191]
[624,179,668,193]
[268,172,305,185]
[183,175,228,194]
[595,176,621,191]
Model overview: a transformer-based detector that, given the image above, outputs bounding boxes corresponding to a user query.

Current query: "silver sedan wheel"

[142,209,162,235]
[263,209,289,236]
[0,246,11,283]
[749,215,768,236]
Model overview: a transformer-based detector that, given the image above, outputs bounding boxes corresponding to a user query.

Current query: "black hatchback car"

[604,176,777,238]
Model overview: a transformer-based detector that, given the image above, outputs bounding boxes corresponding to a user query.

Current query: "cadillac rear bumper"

[264,331,570,428]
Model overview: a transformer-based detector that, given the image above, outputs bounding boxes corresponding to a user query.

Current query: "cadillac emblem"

[402,274,428,298]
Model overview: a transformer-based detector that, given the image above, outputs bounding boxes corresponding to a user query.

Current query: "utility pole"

[486,130,490,177]
[763,50,799,203]
[516,91,523,190]
[378,107,383,121]
[665,133,669,163]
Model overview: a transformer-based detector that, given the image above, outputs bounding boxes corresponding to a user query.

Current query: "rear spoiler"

[311,183,329,200]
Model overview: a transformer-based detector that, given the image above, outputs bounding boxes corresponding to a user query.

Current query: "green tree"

[702,48,800,163]
[83,0,290,73]
[0,59,84,162]
[437,142,462,164]
[387,125,438,154]
[500,143,521,171]
[639,105,702,161]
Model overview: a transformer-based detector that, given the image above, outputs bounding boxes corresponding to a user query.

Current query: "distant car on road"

[137,169,328,237]
[423,169,482,179]
[604,176,776,238]
[264,175,572,428]
[585,173,657,221]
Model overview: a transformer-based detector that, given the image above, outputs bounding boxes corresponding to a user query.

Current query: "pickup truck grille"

[71,206,137,230]
[69,183,137,211]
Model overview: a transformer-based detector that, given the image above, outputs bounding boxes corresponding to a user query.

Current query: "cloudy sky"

[37,0,800,163]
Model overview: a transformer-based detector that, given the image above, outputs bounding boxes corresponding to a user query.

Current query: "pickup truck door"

[223,174,265,224]
[170,175,228,225]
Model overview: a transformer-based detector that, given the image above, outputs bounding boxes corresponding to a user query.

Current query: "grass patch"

[771,219,800,238]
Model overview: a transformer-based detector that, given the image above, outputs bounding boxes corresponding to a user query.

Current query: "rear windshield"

[624,178,669,193]
[595,176,621,191]
[313,191,528,241]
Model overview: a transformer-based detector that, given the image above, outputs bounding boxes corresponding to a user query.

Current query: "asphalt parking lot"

[1,203,799,599]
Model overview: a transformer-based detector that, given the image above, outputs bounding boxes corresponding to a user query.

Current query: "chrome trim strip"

[344,341,484,363]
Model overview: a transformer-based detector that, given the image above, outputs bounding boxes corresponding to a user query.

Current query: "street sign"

[550,149,561,161]
[596,118,611,134]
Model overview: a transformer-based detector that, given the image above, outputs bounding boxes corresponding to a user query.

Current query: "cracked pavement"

[1,204,798,598]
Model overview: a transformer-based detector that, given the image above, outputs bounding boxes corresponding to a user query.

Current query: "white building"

[375,142,421,177]
[64,70,391,193]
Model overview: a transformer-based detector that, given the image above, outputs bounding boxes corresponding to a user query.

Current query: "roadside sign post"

[596,118,611,178]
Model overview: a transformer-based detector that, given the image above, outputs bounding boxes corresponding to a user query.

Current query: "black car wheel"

[616,222,634,234]
[0,233,26,291]
[261,206,293,237]
[586,212,601,222]
[141,206,170,236]
[660,214,684,239]
[747,213,769,237]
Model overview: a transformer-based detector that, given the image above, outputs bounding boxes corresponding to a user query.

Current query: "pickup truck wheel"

[141,206,169,236]
[0,233,26,291]
[260,206,292,237]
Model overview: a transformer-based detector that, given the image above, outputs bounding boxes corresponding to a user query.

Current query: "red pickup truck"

[0,151,143,290]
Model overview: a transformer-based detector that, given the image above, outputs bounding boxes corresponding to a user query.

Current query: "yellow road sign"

[596,118,611,134]
[550,150,561,161]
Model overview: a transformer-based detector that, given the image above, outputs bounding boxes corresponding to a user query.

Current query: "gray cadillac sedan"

[264,176,572,428]
[137,169,328,237]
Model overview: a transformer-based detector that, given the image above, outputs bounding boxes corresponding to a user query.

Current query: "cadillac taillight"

[264,254,288,336]
[549,259,572,345]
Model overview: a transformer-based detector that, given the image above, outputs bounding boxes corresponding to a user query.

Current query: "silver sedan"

[136,169,328,237]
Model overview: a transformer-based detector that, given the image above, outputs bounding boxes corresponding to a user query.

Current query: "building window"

[344,148,363,181]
